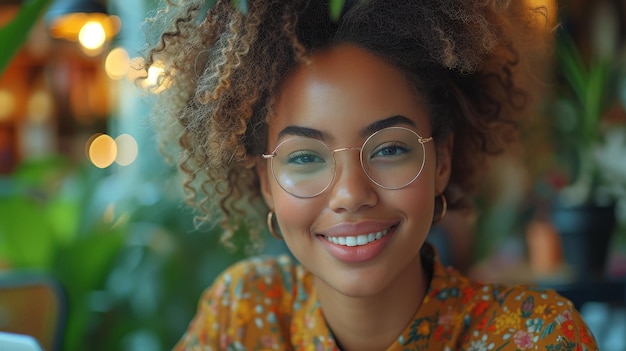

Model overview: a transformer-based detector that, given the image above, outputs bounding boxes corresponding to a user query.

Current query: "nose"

[327,150,378,212]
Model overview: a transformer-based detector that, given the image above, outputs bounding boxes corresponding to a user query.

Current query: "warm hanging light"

[45,0,120,53]
[78,20,107,50]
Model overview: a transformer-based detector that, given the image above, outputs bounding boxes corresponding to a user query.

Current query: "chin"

[315,266,394,298]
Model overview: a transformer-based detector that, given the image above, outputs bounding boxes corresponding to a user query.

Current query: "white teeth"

[357,235,368,245]
[325,229,389,247]
[346,237,357,246]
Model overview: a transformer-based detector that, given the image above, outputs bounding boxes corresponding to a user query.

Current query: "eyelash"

[287,150,326,164]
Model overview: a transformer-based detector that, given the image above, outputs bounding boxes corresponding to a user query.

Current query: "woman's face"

[257,44,451,298]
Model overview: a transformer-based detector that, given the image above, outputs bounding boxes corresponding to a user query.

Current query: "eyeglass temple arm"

[419,137,433,144]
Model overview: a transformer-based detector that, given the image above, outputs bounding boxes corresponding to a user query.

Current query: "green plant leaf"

[556,30,617,151]
[53,225,125,351]
[230,0,248,14]
[556,33,588,110]
[584,58,610,138]
[0,194,56,268]
[0,0,52,75]
[330,0,346,21]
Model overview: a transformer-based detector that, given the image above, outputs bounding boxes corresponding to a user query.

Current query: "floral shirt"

[174,245,598,351]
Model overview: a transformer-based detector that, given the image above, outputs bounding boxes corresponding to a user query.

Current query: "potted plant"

[544,24,626,280]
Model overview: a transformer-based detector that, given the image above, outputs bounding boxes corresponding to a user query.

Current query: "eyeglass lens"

[268,127,428,198]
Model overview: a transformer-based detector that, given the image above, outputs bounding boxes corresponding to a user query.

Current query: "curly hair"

[141,0,552,247]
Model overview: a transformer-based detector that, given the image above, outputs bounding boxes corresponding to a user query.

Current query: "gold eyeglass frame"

[262,126,433,198]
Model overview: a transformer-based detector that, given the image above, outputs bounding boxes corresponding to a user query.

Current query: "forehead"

[269,44,431,144]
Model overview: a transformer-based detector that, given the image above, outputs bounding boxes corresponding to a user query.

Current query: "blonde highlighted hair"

[141,0,552,247]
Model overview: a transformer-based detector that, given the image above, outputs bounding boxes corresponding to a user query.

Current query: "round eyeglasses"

[262,126,433,198]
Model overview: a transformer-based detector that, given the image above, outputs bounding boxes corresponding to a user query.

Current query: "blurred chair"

[0,273,65,351]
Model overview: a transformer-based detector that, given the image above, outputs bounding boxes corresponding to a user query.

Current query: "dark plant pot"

[550,203,616,280]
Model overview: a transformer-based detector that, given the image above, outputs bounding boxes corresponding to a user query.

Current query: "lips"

[323,228,389,247]
[318,223,397,263]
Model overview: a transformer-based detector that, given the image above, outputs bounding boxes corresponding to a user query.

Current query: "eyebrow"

[278,126,326,141]
[360,115,416,137]
[277,115,417,141]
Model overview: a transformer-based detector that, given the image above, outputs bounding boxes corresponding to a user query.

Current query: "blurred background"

[0,0,625,350]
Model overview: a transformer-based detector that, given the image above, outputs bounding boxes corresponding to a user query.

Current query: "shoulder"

[173,255,305,350]
[466,283,597,350]
[203,254,303,308]
[216,254,299,286]
[459,279,597,350]
[424,259,598,350]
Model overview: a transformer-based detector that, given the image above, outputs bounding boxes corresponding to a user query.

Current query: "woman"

[142,0,598,350]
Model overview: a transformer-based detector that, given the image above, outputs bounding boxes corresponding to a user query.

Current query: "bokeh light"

[79,21,106,51]
[0,90,15,122]
[49,13,121,42]
[145,64,168,93]
[88,134,117,168]
[27,90,54,123]
[146,65,164,86]
[127,57,170,93]
[105,47,130,80]
[127,57,147,81]
[114,134,138,166]
[85,133,139,168]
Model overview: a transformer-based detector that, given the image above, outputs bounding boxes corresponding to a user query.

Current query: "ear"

[434,134,453,194]
[256,158,275,208]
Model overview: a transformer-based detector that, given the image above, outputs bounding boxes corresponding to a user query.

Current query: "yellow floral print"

[174,246,599,351]
[494,309,522,334]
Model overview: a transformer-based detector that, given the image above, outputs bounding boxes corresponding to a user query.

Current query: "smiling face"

[257,44,451,298]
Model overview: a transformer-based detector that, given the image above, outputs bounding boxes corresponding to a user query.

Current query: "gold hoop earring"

[433,193,447,224]
[267,211,283,240]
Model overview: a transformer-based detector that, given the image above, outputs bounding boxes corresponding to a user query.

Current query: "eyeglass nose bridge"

[331,146,362,155]
[328,146,370,186]
[330,146,365,174]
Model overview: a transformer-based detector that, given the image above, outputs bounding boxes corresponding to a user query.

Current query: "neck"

[314,254,429,351]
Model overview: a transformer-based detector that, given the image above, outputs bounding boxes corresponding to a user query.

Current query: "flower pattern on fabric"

[174,246,598,351]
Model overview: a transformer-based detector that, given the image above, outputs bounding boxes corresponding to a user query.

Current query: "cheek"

[270,184,321,235]
[388,185,435,217]
[397,167,438,220]
[272,193,326,258]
